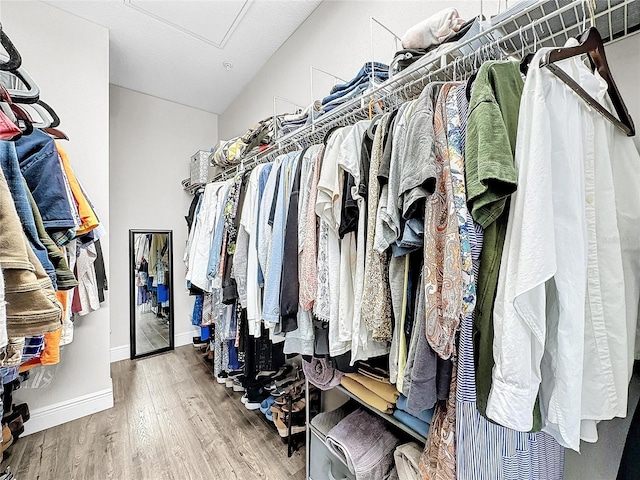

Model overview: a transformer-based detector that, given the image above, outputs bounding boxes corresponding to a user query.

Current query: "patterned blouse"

[424,82,463,360]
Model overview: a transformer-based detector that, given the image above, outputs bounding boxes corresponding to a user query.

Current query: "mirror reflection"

[130,230,174,358]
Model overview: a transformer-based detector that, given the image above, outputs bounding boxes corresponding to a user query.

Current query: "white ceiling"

[45,0,321,114]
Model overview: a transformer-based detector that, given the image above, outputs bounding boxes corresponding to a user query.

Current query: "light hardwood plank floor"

[2,346,306,480]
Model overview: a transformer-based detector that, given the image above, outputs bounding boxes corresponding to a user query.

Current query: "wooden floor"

[3,346,306,480]
[136,311,170,353]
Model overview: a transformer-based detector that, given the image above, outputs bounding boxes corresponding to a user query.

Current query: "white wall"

[607,35,640,151]
[1,1,112,432]
[109,85,218,358]
[219,0,499,139]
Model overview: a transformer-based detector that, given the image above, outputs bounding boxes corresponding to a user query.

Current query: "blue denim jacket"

[0,141,57,288]
[15,129,77,233]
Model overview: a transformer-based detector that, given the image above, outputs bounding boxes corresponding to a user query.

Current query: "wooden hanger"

[539,27,635,136]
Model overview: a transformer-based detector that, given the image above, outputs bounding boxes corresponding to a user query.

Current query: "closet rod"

[209,0,637,183]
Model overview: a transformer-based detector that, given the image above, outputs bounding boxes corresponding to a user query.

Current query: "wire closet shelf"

[193,0,637,189]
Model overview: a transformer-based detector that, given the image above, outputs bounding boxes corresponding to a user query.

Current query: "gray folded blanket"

[326,409,400,480]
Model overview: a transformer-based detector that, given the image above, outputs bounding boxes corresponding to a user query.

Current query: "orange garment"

[19,291,67,372]
[56,289,68,316]
[39,328,62,365]
[18,329,62,371]
[55,142,99,236]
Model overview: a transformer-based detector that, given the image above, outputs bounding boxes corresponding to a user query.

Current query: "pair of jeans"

[191,294,204,326]
[14,129,77,235]
[322,74,389,107]
[324,82,372,109]
[391,218,424,257]
[328,61,389,95]
[0,141,57,288]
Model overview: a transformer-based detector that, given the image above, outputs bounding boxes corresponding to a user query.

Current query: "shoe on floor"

[233,379,245,392]
[192,336,206,348]
[3,404,29,424]
[1,426,13,452]
[225,370,244,388]
[240,393,249,405]
[256,364,292,381]
[259,396,276,415]
[216,372,228,384]
[272,409,306,437]
[244,388,270,411]
[267,376,299,395]
[6,415,23,443]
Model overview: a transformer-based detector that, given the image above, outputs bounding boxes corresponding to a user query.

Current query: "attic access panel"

[125,0,252,48]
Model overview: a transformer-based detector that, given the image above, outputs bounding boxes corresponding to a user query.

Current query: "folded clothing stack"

[210,116,277,168]
[357,361,390,382]
[393,394,433,438]
[400,8,465,50]
[278,102,323,137]
[393,442,422,480]
[321,62,389,114]
[326,408,400,480]
[340,372,400,414]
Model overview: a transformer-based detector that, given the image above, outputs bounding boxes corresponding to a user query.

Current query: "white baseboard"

[110,344,130,363]
[110,329,196,363]
[175,330,195,347]
[24,386,114,436]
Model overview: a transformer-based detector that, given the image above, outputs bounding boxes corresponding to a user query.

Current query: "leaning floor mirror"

[129,230,174,359]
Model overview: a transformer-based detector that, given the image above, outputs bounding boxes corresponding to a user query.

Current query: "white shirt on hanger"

[488,42,636,451]
[336,120,371,344]
[240,165,264,337]
[316,126,353,357]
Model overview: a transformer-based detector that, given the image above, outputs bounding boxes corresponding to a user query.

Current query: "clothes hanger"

[465,45,486,101]
[465,37,504,100]
[366,114,382,140]
[368,97,383,119]
[323,125,341,145]
[20,101,68,139]
[520,21,540,75]
[0,68,39,104]
[0,25,21,72]
[0,85,33,135]
[539,26,635,136]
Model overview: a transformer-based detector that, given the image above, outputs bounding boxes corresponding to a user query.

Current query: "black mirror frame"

[129,229,175,360]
